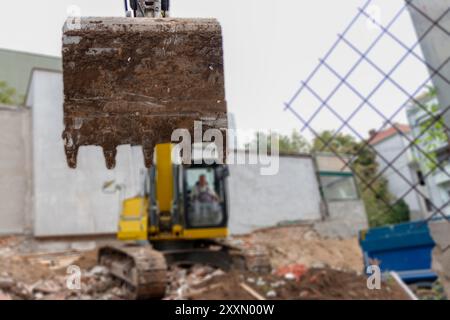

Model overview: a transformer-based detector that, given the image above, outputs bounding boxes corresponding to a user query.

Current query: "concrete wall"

[314,200,368,238]
[228,153,322,234]
[21,69,369,238]
[24,70,325,237]
[372,134,427,220]
[0,105,32,234]
[27,70,143,237]
[408,0,450,126]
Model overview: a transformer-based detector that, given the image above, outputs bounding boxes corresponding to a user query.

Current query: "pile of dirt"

[70,250,98,271]
[237,224,364,273]
[189,268,410,300]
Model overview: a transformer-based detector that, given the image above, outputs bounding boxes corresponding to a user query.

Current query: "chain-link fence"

[284,0,450,225]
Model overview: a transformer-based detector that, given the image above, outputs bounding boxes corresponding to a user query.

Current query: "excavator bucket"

[62,17,227,169]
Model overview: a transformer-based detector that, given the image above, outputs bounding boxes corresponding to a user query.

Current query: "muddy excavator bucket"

[62,17,227,169]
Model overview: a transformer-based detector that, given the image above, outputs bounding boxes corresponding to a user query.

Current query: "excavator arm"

[125,0,170,17]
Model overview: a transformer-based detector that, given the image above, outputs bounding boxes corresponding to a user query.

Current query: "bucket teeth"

[62,130,79,169]
[65,146,79,169]
[143,146,154,168]
[102,146,118,170]
[62,17,228,169]
[142,133,155,167]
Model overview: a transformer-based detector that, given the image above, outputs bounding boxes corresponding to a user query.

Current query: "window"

[185,167,224,227]
[185,168,215,191]
[417,171,426,186]
[319,172,359,201]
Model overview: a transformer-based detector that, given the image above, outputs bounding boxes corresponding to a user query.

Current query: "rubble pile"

[165,266,410,300]
[0,225,427,300]
[166,265,226,300]
[239,224,364,272]
[0,252,129,300]
[0,239,130,300]
[410,280,447,300]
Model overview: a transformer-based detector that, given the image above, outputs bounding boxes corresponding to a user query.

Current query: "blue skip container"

[359,220,437,284]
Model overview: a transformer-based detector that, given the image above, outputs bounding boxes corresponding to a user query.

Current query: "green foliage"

[391,199,410,222]
[0,81,22,105]
[312,130,410,227]
[415,86,447,172]
[246,129,410,227]
[312,130,357,154]
[246,130,311,154]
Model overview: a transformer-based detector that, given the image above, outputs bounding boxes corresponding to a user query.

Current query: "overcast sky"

[0,0,431,143]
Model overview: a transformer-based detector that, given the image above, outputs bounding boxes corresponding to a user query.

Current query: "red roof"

[368,124,411,145]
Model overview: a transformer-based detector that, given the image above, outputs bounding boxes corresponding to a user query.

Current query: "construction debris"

[235,224,364,273]
[410,280,447,300]
[177,268,411,300]
[62,17,227,169]
[0,291,12,300]
[275,264,308,281]
[240,283,267,300]
[0,224,438,300]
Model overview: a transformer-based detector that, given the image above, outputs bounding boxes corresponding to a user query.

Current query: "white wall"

[407,97,450,218]
[314,200,368,238]
[373,134,426,220]
[0,105,31,234]
[25,70,323,237]
[27,70,144,237]
[228,153,322,234]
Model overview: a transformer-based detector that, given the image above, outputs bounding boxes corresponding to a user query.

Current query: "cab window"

[185,168,224,227]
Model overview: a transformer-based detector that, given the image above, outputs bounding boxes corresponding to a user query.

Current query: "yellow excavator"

[98,143,242,299]
[62,0,270,299]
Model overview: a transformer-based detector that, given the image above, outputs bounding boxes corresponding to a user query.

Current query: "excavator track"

[210,239,271,273]
[153,239,271,274]
[229,245,272,274]
[98,243,167,299]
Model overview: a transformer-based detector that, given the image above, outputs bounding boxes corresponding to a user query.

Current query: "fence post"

[407,0,450,298]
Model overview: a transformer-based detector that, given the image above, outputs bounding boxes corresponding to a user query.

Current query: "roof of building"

[0,48,62,104]
[368,124,411,145]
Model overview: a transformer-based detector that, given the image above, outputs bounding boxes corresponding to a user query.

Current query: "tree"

[312,130,357,155]
[312,130,410,227]
[246,130,311,154]
[0,81,21,105]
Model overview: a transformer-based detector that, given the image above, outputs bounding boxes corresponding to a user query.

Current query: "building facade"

[369,124,430,221]
[0,48,61,102]
[407,93,450,218]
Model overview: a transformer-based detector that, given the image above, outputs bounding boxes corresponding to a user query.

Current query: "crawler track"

[98,244,167,299]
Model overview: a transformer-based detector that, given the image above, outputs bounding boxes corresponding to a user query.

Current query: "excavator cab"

[183,165,229,230]
[117,144,229,242]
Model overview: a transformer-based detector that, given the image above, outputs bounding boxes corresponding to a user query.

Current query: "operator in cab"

[190,174,221,226]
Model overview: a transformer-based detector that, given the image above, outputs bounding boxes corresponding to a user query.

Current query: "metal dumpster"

[359,220,437,283]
